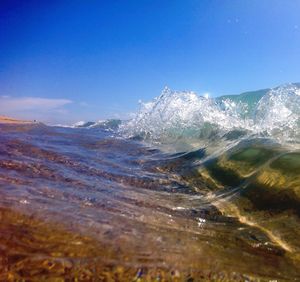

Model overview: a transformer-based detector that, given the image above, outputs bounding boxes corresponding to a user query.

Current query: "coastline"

[0,116,35,124]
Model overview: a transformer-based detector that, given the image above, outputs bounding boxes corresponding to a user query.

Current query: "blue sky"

[1,0,300,123]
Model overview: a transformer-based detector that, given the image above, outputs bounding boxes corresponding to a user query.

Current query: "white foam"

[121,84,300,145]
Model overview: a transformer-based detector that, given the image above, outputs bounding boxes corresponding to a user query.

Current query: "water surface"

[1,84,300,280]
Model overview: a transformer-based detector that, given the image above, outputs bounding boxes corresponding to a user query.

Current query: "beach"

[0,116,34,124]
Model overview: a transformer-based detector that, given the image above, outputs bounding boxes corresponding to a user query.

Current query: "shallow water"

[0,122,299,281]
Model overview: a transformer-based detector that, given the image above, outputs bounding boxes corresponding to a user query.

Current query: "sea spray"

[121,84,300,146]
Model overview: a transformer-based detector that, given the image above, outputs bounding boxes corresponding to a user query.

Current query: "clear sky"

[1,0,300,123]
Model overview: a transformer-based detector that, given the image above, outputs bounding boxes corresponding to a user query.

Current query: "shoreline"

[0,115,36,124]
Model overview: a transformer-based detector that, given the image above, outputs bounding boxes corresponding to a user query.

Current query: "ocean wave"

[61,119,122,130]
[121,83,300,147]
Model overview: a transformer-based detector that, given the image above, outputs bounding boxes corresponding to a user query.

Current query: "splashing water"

[254,85,300,141]
[122,84,300,146]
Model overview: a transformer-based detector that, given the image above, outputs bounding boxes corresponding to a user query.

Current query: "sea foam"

[121,84,300,146]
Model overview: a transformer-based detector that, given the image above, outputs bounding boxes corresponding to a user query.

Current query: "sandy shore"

[0,116,35,124]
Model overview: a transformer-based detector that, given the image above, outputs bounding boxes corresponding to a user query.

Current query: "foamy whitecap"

[121,84,300,145]
[254,85,300,141]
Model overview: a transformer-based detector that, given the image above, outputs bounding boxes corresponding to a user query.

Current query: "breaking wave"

[121,84,300,147]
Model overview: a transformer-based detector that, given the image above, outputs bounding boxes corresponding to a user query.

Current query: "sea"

[0,84,299,281]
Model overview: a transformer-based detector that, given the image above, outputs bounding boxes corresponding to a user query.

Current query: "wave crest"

[122,84,300,145]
